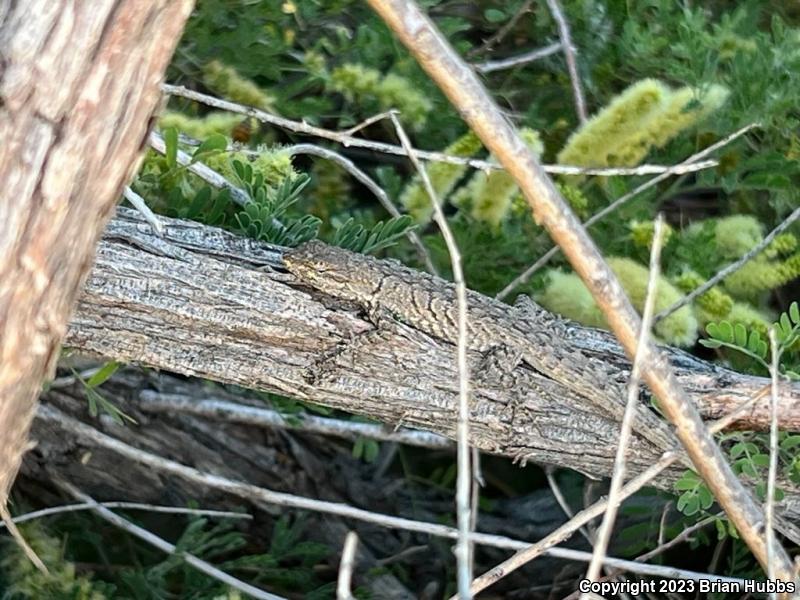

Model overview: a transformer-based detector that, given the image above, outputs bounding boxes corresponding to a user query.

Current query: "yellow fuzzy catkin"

[202,60,276,111]
[158,111,244,140]
[202,146,297,188]
[712,214,764,259]
[557,80,728,167]
[674,270,733,325]
[329,63,432,129]
[539,257,699,347]
[723,253,800,300]
[630,219,674,250]
[726,301,772,336]
[400,131,483,224]
[458,128,544,226]
[557,79,669,167]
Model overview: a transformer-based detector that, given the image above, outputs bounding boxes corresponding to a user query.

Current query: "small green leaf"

[86,361,120,388]
[699,339,723,349]
[790,301,800,324]
[164,127,179,169]
[733,323,747,347]
[484,8,506,23]
[191,134,228,162]
[781,312,792,334]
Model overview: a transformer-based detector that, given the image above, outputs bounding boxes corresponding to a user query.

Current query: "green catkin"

[329,63,432,129]
[557,80,728,167]
[400,131,483,224]
[203,147,297,188]
[538,257,699,347]
[555,182,590,218]
[713,214,764,259]
[674,270,734,324]
[726,301,772,337]
[630,219,675,250]
[613,84,729,166]
[202,60,276,111]
[158,111,245,140]
[557,79,669,167]
[723,253,800,299]
[765,232,798,258]
[2,523,108,599]
[458,128,544,226]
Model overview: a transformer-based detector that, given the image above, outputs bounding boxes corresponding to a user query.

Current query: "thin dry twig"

[123,187,164,236]
[545,469,591,545]
[464,387,770,596]
[563,513,723,600]
[654,205,800,324]
[2,502,251,527]
[148,131,251,207]
[337,532,359,600]
[138,390,452,449]
[162,84,715,177]
[767,328,781,592]
[56,480,285,600]
[39,404,746,586]
[582,215,667,594]
[467,0,535,57]
[342,110,399,136]
[365,0,790,580]
[389,112,474,598]
[545,0,587,123]
[280,142,438,275]
[496,123,758,300]
[473,43,562,73]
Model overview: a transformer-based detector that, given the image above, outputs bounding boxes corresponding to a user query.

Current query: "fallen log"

[58,208,800,514]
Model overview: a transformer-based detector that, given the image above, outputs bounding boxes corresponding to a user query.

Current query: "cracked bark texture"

[0,1,194,506]
[61,209,800,520]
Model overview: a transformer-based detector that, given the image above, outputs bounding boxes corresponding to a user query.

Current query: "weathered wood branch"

[59,210,800,506]
[0,0,193,563]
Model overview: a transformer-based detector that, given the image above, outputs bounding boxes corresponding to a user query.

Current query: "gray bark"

[55,209,800,506]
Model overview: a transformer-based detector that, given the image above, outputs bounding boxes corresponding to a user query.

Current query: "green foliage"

[700,302,800,378]
[400,131,483,224]
[329,63,432,129]
[557,79,728,167]
[352,436,380,463]
[332,215,415,255]
[2,515,332,599]
[675,470,715,516]
[73,364,136,426]
[1,522,114,599]
[202,60,276,111]
[234,169,320,247]
[538,256,699,347]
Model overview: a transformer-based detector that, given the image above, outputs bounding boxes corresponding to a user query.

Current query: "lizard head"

[283,240,380,302]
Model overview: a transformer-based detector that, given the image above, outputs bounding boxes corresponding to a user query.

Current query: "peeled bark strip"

[63,210,800,511]
[0,0,194,534]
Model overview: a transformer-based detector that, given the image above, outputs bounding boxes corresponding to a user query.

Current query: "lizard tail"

[0,499,48,574]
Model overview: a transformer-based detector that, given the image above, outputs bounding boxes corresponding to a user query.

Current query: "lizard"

[283,240,680,458]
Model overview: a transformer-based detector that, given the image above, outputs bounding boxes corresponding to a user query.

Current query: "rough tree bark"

[54,209,800,522]
[0,0,194,558]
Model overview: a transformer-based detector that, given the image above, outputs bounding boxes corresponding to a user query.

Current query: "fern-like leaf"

[332,215,415,254]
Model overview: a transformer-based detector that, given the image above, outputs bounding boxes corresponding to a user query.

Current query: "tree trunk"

[0,0,193,526]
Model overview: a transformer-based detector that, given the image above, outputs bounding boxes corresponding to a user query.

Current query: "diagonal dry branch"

[361,0,794,585]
